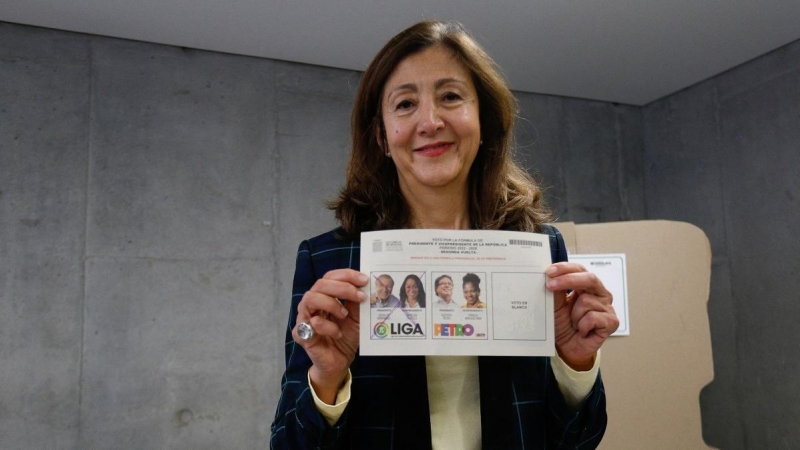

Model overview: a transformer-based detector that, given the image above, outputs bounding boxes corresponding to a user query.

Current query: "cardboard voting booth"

[555,220,715,450]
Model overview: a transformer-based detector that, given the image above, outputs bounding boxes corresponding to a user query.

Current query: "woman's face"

[380,46,481,196]
[404,278,419,301]
[463,281,480,305]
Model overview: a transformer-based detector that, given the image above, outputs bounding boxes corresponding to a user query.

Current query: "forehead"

[377,275,393,284]
[383,46,473,95]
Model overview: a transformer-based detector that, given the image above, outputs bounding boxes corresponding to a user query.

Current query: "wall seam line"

[76,35,95,447]
[712,83,748,444]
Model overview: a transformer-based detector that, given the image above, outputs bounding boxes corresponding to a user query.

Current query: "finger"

[309,314,343,339]
[311,277,368,304]
[545,262,588,277]
[546,271,611,298]
[554,289,568,311]
[345,299,360,324]
[570,293,613,326]
[567,292,616,333]
[322,269,370,287]
[298,291,349,323]
[576,310,620,338]
[292,321,319,346]
[291,314,343,345]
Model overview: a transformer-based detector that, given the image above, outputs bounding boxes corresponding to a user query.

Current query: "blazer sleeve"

[269,240,349,450]
[544,225,608,449]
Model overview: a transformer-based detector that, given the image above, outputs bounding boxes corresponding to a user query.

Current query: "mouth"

[414,141,453,157]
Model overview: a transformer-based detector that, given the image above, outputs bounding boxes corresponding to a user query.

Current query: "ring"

[297,321,315,340]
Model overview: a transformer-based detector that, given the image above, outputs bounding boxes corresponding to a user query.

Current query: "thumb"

[554,290,568,311]
[345,298,361,323]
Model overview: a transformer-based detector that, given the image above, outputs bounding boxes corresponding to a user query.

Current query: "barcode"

[372,240,382,252]
[509,239,542,247]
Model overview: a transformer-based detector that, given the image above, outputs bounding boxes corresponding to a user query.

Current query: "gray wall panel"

[561,99,644,223]
[613,103,646,221]
[643,81,729,256]
[699,257,746,450]
[81,257,273,449]
[87,39,275,261]
[515,94,569,219]
[515,94,645,223]
[644,38,800,449]
[717,65,800,449]
[273,61,356,337]
[715,37,800,104]
[0,23,89,450]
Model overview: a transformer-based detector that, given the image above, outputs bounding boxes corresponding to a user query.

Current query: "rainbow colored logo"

[433,323,475,337]
[373,322,390,339]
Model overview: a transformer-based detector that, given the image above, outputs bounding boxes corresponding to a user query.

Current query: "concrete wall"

[1,19,796,449]
[0,22,348,449]
[643,39,800,450]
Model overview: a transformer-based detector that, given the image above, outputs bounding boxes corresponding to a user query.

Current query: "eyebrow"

[434,78,466,89]
[387,78,467,97]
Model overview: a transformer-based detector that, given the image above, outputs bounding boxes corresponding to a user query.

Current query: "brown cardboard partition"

[554,220,715,450]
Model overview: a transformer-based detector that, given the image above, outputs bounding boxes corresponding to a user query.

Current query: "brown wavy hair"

[330,20,550,238]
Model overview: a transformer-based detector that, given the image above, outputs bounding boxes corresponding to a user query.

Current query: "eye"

[442,91,462,102]
[395,99,415,111]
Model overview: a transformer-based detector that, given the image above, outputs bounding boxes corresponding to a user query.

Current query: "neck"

[400,179,470,230]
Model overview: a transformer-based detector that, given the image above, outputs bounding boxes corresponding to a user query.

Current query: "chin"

[412,170,468,189]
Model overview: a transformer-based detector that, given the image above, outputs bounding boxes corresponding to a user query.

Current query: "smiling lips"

[414,141,453,157]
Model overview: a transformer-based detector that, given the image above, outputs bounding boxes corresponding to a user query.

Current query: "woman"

[271,20,618,449]
[461,273,486,309]
[400,274,426,308]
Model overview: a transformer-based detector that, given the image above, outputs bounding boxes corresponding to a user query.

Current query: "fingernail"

[358,273,368,283]
[545,266,557,276]
[357,290,366,300]
[338,331,343,339]
[546,279,557,289]
[341,307,348,317]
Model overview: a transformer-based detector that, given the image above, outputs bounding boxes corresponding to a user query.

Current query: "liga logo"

[373,321,424,338]
[373,322,390,338]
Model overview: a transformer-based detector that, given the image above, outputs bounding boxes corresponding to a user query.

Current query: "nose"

[416,99,444,135]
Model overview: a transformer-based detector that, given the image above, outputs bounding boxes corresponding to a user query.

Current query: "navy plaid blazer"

[270,226,607,449]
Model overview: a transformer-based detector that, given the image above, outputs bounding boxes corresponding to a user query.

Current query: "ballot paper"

[569,253,630,336]
[359,229,554,356]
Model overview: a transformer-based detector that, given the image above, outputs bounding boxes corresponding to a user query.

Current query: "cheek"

[385,120,414,146]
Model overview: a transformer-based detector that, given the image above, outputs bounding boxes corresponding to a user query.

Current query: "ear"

[374,119,389,156]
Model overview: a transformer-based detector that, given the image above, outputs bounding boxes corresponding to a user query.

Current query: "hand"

[292,269,368,403]
[546,262,619,371]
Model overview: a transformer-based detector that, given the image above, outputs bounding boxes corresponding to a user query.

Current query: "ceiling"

[3,1,800,105]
